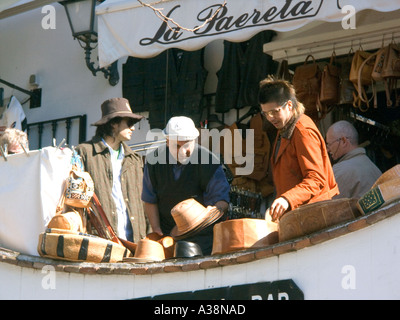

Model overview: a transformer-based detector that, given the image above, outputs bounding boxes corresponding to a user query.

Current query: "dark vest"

[147,144,220,234]
[215,30,277,113]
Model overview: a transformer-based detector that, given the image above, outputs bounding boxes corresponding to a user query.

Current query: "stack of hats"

[358,165,400,215]
[170,198,225,240]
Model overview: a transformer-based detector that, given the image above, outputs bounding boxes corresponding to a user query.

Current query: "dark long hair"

[95,117,124,139]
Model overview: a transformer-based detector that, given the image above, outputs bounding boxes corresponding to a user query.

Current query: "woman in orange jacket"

[259,76,339,221]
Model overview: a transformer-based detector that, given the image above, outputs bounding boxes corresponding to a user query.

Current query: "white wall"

[0,5,119,146]
[0,4,245,150]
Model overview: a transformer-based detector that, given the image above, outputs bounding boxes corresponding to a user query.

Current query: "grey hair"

[329,120,359,146]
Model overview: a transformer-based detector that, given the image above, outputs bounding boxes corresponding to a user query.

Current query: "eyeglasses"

[126,118,137,128]
[326,136,349,149]
[262,101,288,118]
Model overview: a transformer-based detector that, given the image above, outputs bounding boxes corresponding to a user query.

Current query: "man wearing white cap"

[142,116,230,255]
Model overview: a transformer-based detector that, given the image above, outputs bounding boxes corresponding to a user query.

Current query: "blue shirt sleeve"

[203,165,230,206]
[141,163,158,204]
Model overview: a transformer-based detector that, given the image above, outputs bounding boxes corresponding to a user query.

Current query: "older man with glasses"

[326,120,382,199]
[258,76,338,222]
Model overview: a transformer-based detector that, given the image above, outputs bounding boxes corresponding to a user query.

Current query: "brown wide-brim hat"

[122,238,165,263]
[92,97,144,126]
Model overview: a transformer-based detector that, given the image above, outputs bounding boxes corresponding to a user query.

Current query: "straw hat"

[169,198,224,239]
[92,97,143,126]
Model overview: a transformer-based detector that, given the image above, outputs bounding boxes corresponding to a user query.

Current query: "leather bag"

[339,50,356,105]
[350,50,375,111]
[320,52,341,105]
[293,55,324,120]
[47,210,83,233]
[37,228,129,263]
[279,198,361,242]
[381,43,400,107]
[350,50,374,86]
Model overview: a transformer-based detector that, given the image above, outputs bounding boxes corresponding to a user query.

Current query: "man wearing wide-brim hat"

[142,116,230,255]
[76,97,149,243]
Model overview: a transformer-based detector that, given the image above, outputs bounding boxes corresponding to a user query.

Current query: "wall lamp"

[60,0,119,86]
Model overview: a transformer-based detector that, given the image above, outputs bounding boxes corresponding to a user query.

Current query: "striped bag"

[37,228,129,263]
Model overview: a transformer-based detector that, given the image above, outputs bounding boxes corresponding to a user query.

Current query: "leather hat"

[279,198,360,242]
[212,218,278,255]
[92,97,143,126]
[169,198,224,239]
[372,164,400,188]
[145,232,175,259]
[124,238,165,263]
[173,241,203,258]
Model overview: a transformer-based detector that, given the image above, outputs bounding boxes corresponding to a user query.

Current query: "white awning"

[0,0,56,19]
[96,0,400,67]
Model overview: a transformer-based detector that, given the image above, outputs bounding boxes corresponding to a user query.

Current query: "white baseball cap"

[162,116,199,141]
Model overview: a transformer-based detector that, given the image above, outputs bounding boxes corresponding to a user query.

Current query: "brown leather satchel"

[350,50,374,86]
[350,50,375,111]
[293,54,324,120]
[320,52,340,106]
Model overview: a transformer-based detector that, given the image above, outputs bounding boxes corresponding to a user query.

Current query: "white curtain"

[0,147,72,256]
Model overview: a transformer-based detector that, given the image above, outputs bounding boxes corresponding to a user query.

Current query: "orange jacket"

[271,114,339,210]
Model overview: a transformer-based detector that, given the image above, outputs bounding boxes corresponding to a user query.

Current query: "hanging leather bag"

[64,169,94,208]
[339,49,355,105]
[293,55,323,120]
[320,51,341,105]
[372,46,386,82]
[381,42,400,107]
[350,50,375,111]
[276,59,293,81]
[350,50,374,86]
